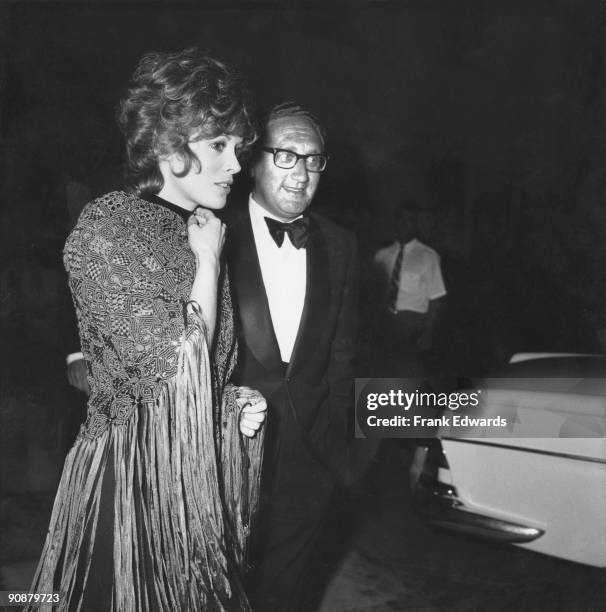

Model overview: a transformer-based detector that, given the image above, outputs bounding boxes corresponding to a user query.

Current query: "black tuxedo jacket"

[225,203,358,486]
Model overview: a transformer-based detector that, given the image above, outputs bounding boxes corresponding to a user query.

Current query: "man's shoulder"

[411,239,440,259]
[310,211,356,249]
[373,241,397,262]
[223,199,250,230]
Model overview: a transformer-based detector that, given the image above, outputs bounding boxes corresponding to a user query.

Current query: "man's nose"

[290,158,309,182]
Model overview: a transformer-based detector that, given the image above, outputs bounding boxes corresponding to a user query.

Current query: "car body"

[411,354,606,567]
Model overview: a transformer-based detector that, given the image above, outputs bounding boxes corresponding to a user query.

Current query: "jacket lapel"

[228,209,283,375]
[287,215,330,377]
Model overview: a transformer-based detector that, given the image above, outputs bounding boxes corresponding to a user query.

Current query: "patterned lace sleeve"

[65,194,197,406]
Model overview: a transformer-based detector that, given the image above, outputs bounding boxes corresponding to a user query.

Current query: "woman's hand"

[235,386,267,438]
[187,208,225,264]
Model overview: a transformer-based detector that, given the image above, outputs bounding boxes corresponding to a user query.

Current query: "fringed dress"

[29,192,263,611]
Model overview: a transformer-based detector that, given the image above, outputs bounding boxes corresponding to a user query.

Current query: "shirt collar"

[399,238,418,251]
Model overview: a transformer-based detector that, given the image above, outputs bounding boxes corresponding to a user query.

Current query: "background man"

[226,103,359,612]
[372,199,446,376]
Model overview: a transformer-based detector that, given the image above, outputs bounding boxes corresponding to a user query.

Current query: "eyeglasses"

[261,147,328,173]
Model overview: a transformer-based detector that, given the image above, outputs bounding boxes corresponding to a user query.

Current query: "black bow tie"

[264,216,310,249]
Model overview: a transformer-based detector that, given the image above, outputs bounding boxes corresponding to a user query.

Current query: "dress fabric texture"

[28,191,263,611]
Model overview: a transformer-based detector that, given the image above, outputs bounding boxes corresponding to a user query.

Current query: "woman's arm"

[64,196,216,398]
[187,208,225,341]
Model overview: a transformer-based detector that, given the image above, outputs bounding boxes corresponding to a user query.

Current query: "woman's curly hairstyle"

[118,47,257,196]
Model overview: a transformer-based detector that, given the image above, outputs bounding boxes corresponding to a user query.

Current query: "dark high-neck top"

[147,194,192,222]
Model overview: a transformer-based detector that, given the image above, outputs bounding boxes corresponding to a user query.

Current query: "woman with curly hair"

[29,48,266,611]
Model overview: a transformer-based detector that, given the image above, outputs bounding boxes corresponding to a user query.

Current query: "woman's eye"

[211,140,226,152]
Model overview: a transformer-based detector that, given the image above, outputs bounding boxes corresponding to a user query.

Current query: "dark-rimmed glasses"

[261,147,328,173]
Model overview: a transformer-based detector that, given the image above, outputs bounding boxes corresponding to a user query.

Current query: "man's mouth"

[216,182,232,192]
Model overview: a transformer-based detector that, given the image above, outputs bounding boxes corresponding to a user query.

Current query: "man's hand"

[67,358,90,395]
[235,386,267,438]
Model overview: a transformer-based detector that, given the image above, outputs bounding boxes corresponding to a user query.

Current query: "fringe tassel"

[27,432,111,611]
[28,312,263,611]
[220,385,265,569]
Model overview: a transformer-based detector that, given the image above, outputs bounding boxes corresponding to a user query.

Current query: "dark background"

[1,0,605,494]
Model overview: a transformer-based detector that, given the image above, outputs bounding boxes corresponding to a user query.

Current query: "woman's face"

[158,134,243,211]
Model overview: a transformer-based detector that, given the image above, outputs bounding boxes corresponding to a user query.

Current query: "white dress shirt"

[249,196,307,362]
[374,238,446,313]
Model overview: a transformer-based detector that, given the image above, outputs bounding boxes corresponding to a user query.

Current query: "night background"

[1,1,606,609]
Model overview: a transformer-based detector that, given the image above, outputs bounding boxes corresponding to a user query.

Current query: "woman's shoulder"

[78,190,149,222]
[65,191,152,258]
[65,190,189,271]
[72,190,180,239]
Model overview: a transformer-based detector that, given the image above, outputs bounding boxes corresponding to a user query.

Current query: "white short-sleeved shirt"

[374,239,446,313]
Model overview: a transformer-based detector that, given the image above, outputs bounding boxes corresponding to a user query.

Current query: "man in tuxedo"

[226,103,358,612]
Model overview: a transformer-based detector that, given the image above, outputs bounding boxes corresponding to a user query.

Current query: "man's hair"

[261,102,326,148]
[117,47,257,196]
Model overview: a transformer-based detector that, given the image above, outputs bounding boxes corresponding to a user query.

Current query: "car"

[411,353,606,567]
